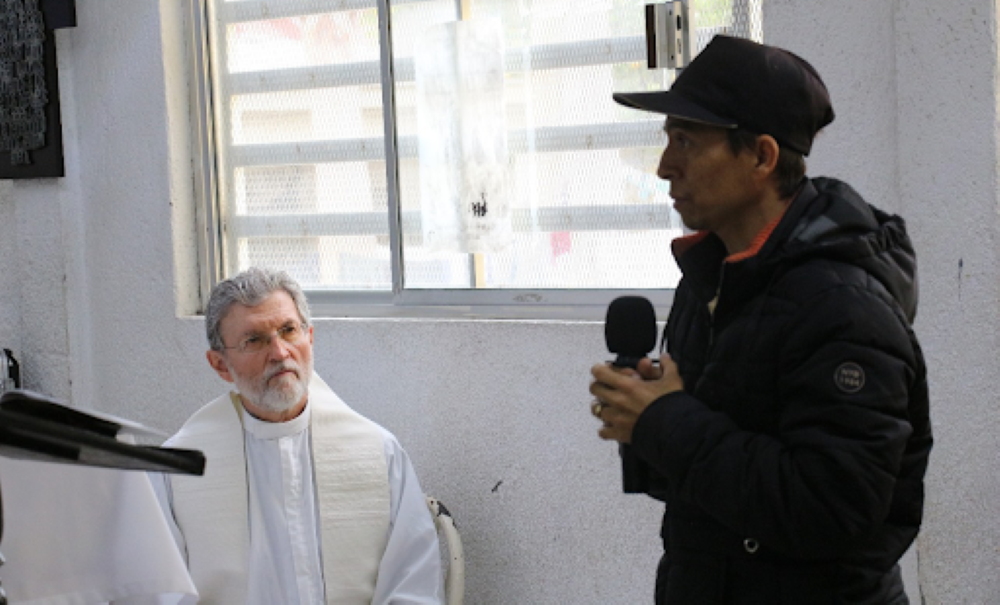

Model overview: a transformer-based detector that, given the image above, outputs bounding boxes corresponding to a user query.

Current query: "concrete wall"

[0,1,997,602]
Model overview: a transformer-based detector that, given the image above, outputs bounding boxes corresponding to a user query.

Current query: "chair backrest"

[425,495,465,605]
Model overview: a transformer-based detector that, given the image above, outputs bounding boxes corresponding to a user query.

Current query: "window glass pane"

[208,0,392,291]
[391,0,683,291]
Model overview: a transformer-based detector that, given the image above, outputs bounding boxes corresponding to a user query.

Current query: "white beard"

[230,356,313,415]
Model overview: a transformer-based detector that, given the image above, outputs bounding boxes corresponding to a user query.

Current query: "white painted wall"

[0,1,997,602]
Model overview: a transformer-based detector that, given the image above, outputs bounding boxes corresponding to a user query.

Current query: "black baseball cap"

[613,35,834,156]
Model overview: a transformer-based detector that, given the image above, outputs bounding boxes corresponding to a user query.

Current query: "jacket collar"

[671,179,819,301]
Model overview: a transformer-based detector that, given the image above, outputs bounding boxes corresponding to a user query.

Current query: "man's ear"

[754,134,780,177]
[207,349,235,383]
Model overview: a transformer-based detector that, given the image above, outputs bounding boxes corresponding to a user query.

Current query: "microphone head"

[604,296,657,359]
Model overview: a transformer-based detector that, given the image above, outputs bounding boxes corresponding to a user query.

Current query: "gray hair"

[205,267,312,351]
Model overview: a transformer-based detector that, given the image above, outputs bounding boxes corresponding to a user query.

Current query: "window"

[192,0,762,318]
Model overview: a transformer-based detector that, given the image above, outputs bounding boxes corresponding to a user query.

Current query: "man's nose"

[656,148,676,181]
[266,334,293,358]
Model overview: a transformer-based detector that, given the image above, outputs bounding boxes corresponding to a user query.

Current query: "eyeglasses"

[222,323,308,354]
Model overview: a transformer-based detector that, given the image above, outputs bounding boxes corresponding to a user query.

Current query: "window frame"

[188,0,678,320]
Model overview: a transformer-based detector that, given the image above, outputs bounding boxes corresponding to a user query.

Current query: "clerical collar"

[240,397,311,440]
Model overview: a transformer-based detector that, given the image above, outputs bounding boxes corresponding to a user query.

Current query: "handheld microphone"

[605,296,658,370]
[603,296,665,496]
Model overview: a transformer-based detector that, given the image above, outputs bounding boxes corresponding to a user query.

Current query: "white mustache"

[264,363,299,383]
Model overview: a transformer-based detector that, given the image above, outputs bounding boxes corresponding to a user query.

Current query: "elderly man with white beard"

[151,267,443,604]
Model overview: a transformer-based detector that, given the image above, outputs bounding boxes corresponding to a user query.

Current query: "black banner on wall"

[0,0,76,180]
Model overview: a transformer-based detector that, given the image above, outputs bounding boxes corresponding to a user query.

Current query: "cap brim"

[612,91,737,128]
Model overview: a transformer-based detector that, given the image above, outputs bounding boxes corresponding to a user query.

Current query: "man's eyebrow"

[238,320,297,336]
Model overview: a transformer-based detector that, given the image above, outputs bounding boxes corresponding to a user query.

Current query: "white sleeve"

[115,475,197,605]
[108,473,198,605]
[371,430,446,605]
[148,471,190,565]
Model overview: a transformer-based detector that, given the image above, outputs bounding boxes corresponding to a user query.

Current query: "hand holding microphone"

[592,296,684,495]
[590,354,681,443]
[591,296,683,441]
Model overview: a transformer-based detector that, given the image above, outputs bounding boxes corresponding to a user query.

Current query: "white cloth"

[151,385,443,604]
[163,375,392,603]
[0,458,197,605]
[242,404,326,603]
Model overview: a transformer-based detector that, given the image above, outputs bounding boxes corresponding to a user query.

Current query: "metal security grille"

[196,0,763,315]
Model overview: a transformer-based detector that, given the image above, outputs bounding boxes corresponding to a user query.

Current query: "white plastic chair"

[425,496,464,605]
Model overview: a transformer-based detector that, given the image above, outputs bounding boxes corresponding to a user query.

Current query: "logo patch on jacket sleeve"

[834,362,865,393]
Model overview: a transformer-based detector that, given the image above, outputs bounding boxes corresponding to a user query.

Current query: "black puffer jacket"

[632,178,932,604]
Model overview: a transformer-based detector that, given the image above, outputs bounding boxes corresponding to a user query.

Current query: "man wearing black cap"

[590,35,931,603]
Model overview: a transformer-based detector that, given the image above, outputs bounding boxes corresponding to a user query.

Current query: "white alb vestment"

[152,373,443,604]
